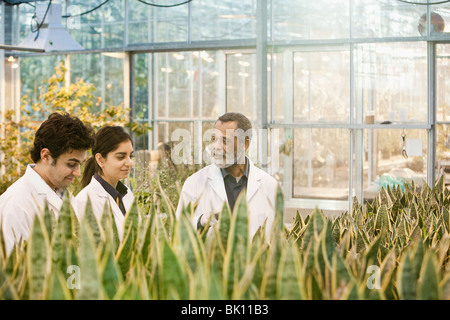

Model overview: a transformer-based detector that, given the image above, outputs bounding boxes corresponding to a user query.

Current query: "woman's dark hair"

[81,126,133,188]
[30,112,94,163]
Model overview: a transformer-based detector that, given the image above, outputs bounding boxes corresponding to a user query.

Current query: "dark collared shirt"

[221,157,250,213]
[94,173,128,215]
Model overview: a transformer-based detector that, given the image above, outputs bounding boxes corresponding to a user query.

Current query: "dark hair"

[81,126,133,188]
[217,112,253,142]
[30,112,94,163]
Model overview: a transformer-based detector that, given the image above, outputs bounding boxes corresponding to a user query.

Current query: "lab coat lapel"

[208,165,227,204]
[246,161,262,203]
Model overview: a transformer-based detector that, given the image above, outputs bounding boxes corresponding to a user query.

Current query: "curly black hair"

[30,112,95,163]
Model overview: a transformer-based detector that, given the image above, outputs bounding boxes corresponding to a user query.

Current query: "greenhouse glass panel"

[67,0,125,49]
[352,0,425,38]
[292,128,349,200]
[270,52,286,123]
[154,50,220,119]
[134,53,151,150]
[436,44,450,185]
[128,0,189,44]
[354,42,427,124]
[293,50,350,123]
[17,4,33,44]
[127,1,152,45]
[353,0,450,38]
[226,53,256,121]
[432,5,450,34]
[363,128,427,201]
[20,55,65,107]
[437,44,450,122]
[270,0,350,41]
[70,52,124,108]
[191,0,256,41]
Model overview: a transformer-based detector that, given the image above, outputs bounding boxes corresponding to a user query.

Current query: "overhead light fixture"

[18,3,83,52]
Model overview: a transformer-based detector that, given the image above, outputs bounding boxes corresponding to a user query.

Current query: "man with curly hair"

[0,112,95,255]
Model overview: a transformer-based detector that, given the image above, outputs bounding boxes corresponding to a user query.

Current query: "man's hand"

[200,212,219,227]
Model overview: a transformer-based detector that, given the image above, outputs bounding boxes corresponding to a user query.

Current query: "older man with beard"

[175,112,280,240]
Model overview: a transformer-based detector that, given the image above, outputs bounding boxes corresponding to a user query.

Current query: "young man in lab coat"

[0,112,94,255]
[175,112,280,240]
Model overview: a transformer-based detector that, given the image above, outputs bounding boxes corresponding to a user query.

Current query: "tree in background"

[0,60,150,195]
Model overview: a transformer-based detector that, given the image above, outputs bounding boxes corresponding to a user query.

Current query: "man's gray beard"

[212,151,245,168]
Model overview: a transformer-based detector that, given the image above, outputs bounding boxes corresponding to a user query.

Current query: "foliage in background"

[1,175,450,300]
[0,60,151,195]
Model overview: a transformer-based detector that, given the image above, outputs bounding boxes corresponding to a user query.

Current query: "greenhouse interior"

[2,0,450,302]
[1,0,450,221]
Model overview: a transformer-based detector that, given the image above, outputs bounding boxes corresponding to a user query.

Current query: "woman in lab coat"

[75,126,134,239]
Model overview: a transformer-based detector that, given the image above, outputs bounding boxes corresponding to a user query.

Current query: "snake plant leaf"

[70,203,80,249]
[356,230,366,254]
[410,202,418,220]
[58,194,75,241]
[209,268,224,300]
[276,241,303,300]
[223,191,249,299]
[116,223,134,278]
[412,240,424,281]
[301,212,316,250]
[100,243,123,300]
[331,253,351,298]
[302,239,315,278]
[437,234,450,268]
[161,240,188,299]
[331,219,341,244]
[309,274,323,300]
[442,207,450,234]
[379,187,393,208]
[260,238,281,299]
[380,251,396,299]
[46,268,71,300]
[397,251,416,300]
[51,219,66,273]
[78,219,101,300]
[175,215,201,273]
[83,197,104,246]
[375,204,390,232]
[0,267,18,299]
[418,252,439,300]
[101,201,120,254]
[364,234,382,267]
[313,208,326,236]
[123,199,139,244]
[410,222,422,243]
[321,220,335,269]
[341,281,360,300]
[42,202,54,243]
[139,216,153,266]
[440,273,450,300]
[271,185,285,236]
[27,214,51,300]
[314,233,326,280]
[218,203,231,252]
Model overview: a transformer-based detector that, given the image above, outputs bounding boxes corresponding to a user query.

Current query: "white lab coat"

[175,159,280,239]
[0,164,77,255]
[75,177,134,240]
